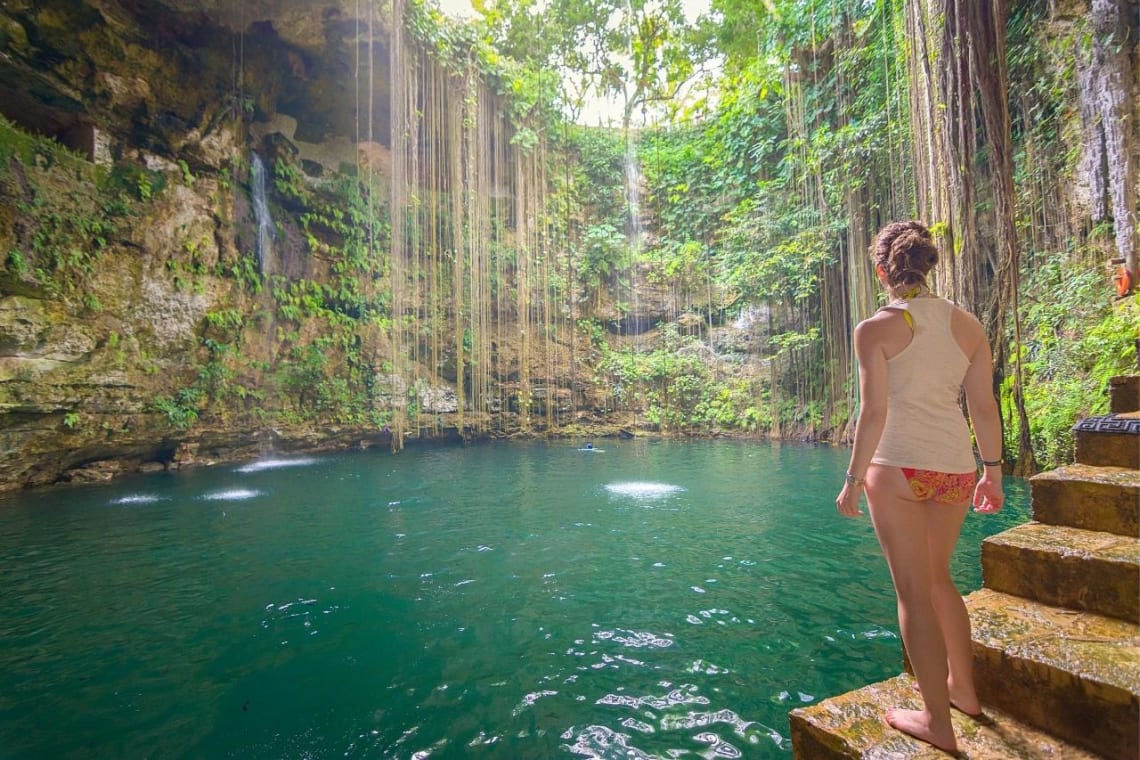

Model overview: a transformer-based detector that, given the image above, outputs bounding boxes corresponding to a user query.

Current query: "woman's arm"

[836,318,890,517]
[959,311,1004,512]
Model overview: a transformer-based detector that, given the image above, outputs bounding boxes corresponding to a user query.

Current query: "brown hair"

[872,220,939,287]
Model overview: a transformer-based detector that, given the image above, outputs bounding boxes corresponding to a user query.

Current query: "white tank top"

[870,297,977,473]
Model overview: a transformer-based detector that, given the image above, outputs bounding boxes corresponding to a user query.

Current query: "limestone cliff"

[0,1,769,491]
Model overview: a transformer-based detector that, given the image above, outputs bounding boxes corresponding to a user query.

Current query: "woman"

[835,220,1004,754]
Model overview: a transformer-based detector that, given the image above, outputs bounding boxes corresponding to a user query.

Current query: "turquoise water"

[0,440,1029,759]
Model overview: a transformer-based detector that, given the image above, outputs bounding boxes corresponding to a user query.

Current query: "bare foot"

[885,708,959,754]
[910,679,983,719]
[947,679,982,718]
[949,698,983,719]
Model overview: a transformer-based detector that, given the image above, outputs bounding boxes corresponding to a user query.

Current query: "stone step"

[1073,414,1140,469]
[788,672,1101,759]
[1030,464,1139,537]
[965,588,1140,760]
[982,522,1139,623]
[1109,375,1139,414]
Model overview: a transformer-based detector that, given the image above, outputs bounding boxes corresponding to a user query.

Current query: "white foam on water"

[201,489,262,501]
[110,494,165,505]
[604,482,684,499]
[235,457,318,474]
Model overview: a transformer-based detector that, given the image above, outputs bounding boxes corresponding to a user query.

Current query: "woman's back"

[871,297,976,473]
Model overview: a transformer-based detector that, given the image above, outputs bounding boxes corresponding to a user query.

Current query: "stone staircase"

[789,375,1140,759]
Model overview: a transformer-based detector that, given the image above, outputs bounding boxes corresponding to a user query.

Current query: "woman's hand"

[972,472,1004,514]
[836,482,864,517]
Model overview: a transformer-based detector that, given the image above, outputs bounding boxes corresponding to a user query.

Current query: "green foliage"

[153,387,204,429]
[273,158,310,205]
[266,159,391,325]
[198,338,237,396]
[770,327,821,354]
[105,162,166,202]
[225,255,263,294]
[722,220,835,303]
[6,249,28,275]
[9,195,121,289]
[1013,256,1139,468]
[577,318,608,348]
[564,126,629,229]
[204,308,245,340]
[0,114,93,173]
[597,324,770,432]
[557,125,660,303]
[269,334,379,425]
[472,0,713,126]
[578,223,625,286]
[698,382,772,431]
[278,339,331,409]
[404,0,561,129]
[0,116,134,294]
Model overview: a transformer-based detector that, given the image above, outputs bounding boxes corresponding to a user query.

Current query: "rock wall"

[0,1,386,489]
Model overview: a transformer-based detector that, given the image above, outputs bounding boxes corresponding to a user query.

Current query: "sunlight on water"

[604,481,684,498]
[200,488,262,501]
[109,494,166,505]
[235,457,319,473]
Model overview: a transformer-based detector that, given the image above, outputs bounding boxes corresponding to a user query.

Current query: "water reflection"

[235,457,319,473]
[604,481,685,498]
[109,494,167,505]
[200,488,263,501]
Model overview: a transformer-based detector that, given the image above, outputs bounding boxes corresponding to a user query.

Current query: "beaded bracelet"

[845,471,865,486]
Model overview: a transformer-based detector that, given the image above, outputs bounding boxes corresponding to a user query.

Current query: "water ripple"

[259,597,337,642]
[562,724,655,759]
[597,686,709,711]
[512,689,558,717]
[593,627,674,649]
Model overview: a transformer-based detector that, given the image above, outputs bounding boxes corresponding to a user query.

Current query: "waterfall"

[622,0,644,427]
[250,152,274,274]
[625,137,642,249]
[626,130,645,337]
[624,128,644,427]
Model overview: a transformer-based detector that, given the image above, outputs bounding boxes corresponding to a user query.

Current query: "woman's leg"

[864,465,957,752]
[926,498,978,715]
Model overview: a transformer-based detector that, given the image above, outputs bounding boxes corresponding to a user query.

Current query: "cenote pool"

[0,440,1030,758]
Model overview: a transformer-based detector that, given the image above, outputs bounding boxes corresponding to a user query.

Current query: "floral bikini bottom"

[900,468,976,505]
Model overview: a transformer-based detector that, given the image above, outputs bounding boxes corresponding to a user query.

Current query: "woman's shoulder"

[946,300,984,329]
[947,302,986,354]
[859,308,904,328]
[855,307,909,343]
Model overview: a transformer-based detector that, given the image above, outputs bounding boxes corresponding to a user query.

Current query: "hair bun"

[872,220,938,287]
[891,228,928,252]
